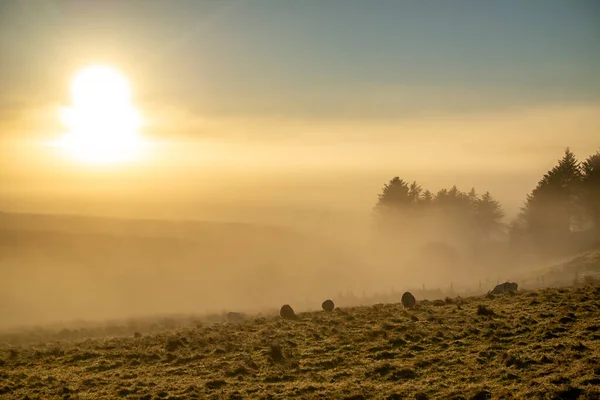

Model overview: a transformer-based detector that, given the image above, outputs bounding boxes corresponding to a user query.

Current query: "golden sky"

[0,1,598,220]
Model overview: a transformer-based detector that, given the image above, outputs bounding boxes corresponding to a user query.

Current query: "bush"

[477,305,495,316]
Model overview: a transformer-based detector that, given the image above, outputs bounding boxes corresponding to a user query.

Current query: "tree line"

[374,148,600,258]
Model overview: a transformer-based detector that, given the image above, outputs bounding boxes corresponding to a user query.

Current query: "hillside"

[515,251,600,289]
[1,285,599,399]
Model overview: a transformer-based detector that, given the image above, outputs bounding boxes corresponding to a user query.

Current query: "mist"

[2,136,600,331]
[1,0,599,332]
[0,152,590,331]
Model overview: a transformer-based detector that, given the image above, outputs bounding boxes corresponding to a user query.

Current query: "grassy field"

[1,285,600,399]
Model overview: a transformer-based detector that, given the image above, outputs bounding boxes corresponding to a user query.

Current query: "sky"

[0,0,599,221]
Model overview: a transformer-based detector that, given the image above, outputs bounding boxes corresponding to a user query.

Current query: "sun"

[56,65,146,165]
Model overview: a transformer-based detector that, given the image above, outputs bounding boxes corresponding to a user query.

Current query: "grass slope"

[1,286,600,399]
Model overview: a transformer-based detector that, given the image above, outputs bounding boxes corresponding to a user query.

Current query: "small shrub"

[226,365,249,377]
[165,337,185,352]
[205,380,227,390]
[268,342,285,363]
[390,367,417,380]
[477,305,495,316]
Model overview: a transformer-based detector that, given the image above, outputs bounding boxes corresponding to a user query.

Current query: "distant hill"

[0,211,365,328]
[513,250,600,288]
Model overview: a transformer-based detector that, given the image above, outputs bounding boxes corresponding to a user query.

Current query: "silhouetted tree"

[508,218,527,249]
[581,150,600,236]
[408,181,423,203]
[467,188,479,224]
[467,188,478,204]
[373,177,419,234]
[374,177,506,255]
[420,189,434,208]
[515,148,583,252]
[475,191,505,241]
[374,177,412,211]
[434,186,472,222]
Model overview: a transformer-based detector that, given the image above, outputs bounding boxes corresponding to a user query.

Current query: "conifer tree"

[476,191,505,241]
[374,177,412,212]
[581,150,600,236]
[516,148,583,250]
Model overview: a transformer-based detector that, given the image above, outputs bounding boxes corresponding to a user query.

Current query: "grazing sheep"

[227,312,245,323]
[322,299,335,312]
[401,292,417,309]
[280,304,297,320]
[489,282,518,295]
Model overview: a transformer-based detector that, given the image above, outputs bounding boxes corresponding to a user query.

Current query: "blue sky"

[1,0,598,120]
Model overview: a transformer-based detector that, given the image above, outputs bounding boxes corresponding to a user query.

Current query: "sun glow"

[56,65,145,165]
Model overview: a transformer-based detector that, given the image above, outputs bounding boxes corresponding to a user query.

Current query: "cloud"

[0,101,63,139]
[139,99,600,149]
[138,77,600,126]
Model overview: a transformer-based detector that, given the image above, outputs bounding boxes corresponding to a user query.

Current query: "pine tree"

[516,148,583,251]
[420,190,434,206]
[374,177,412,212]
[581,150,600,235]
[467,188,478,204]
[408,181,423,203]
[476,191,505,241]
[373,177,417,233]
[373,177,429,244]
[467,187,479,221]
[434,186,471,216]
[432,185,476,241]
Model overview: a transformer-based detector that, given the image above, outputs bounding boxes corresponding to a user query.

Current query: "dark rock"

[322,299,335,312]
[470,390,491,400]
[401,292,416,309]
[553,387,583,400]
[280,304,297,320]
[489,282,518,295]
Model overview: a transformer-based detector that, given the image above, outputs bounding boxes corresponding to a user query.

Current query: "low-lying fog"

[0,187,553,331]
